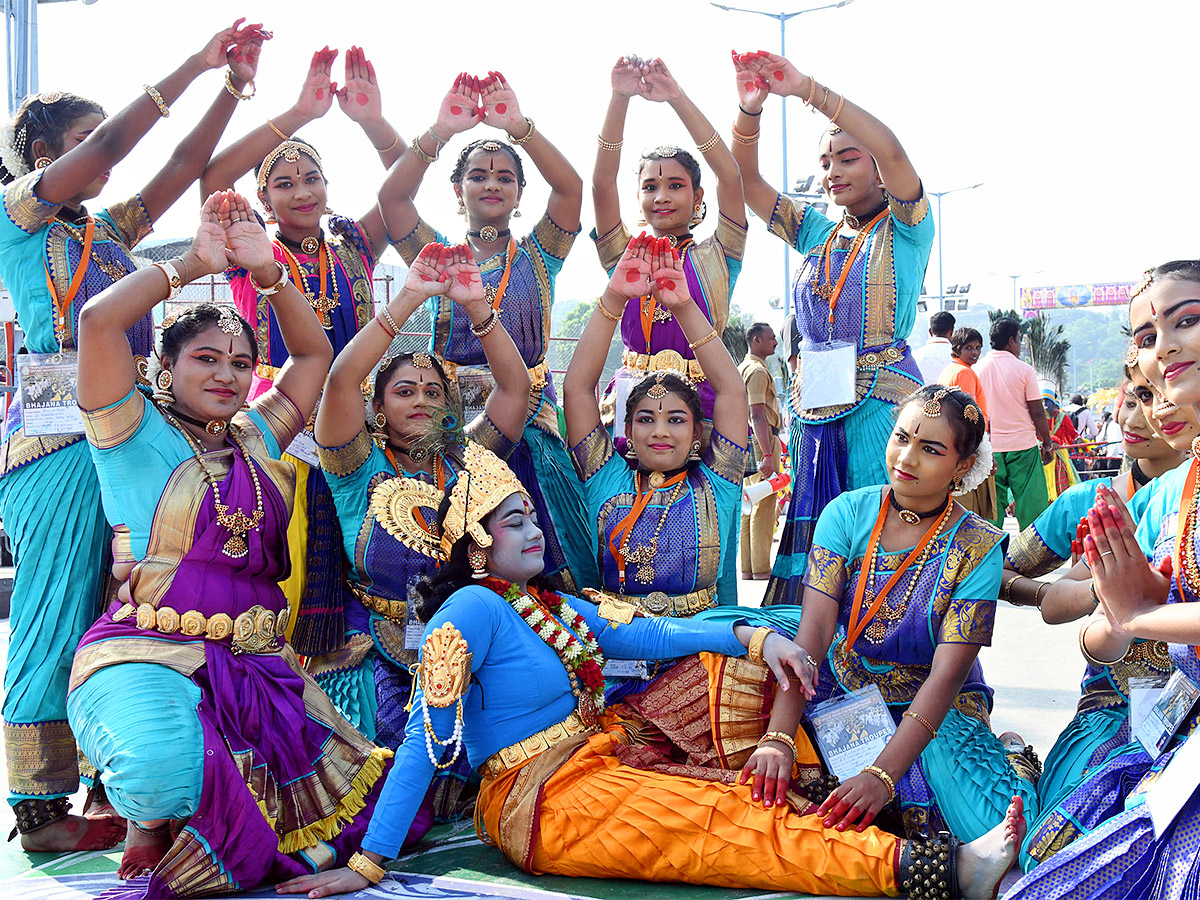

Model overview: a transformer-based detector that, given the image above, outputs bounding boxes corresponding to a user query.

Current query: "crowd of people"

[0,21,1195,900]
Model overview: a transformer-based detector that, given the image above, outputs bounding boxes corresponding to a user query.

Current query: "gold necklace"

[621,478,686,586]
[161,407,265,558]
[863,502,955,643]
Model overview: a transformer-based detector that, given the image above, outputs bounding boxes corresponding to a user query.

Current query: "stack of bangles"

[757,730,798,761]
[746,626,772,665]
[860,764,896,803]
[377,306,400,338]
[470,309,499,337]
[1000,573,1049,608]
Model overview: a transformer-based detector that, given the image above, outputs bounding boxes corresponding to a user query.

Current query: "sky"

[23,0,1198,325]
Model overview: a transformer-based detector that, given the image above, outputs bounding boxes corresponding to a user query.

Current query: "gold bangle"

[224,71,255,101]
[347,852,386,885]
[805,77,817,106]
[861,765,896,803]
[829,93,846,126]
[511,117,537,145]
[1078,619,1126,668]
[1034,581,1049,609]
[695,130,721,153]
[596,296,623,322]
[757,730,798,760]
[1000,574,1016,605]
[375,131,400,154]
[266,118,290,141]
[597,134,624,152]
[250,261,288,296]
[378,305,400,337]
[747,626,771,665]
[902,710,938,739]
[143,84,169,118]
[688,329,719,351]
[410,135,439,164]
[732,125,760,146]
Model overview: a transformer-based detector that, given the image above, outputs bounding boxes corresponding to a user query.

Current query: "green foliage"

[1023,315,1070,393]
[550,299,624,386]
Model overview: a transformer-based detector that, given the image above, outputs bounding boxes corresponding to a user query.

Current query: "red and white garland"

[484,577,607,722]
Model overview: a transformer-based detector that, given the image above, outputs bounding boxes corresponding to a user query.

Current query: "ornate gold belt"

[622,349,707,383]
[480,710,592,779]
[112,602,289,655]
[856,346,905,370]
[585,584,716,620]
[350,586,407,622]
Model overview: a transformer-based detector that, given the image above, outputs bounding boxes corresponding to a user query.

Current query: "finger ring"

[804,654,818,667]
[1100,551,1115,557]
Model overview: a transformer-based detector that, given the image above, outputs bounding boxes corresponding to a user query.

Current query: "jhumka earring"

[624,441,638,461]
[457,197,467,216]
[34,157,52,169]
[263,206,277,225]
[468,545,489,579]
[153,369,175,405]
[512,205,522,218]
[688,439,702,462]
[950,476,966,496]
[371,411,388,446]
[690,203,704,226]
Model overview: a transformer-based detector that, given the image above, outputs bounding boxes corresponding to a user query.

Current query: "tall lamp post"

[5,0,96,115]
[927,183,982,304]
[710,0,856,306]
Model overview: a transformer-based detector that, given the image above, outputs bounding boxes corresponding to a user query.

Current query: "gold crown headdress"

[441,442,529,557]
[257,140,324,191]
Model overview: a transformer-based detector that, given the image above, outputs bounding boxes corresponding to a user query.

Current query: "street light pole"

[926,182,982,305]
[711,1,856,309]
[5,0,96,114]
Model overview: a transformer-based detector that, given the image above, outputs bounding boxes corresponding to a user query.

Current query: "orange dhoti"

[478,725,901,897]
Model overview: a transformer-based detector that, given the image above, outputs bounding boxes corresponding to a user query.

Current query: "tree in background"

[986,309,1070,393]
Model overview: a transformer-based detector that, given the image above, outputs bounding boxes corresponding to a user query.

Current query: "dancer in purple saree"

[65,191,388,897]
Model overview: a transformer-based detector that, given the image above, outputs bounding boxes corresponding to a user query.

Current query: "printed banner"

[1020,282,1136,314]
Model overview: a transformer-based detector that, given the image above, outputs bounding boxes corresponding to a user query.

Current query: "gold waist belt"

[856,346,905,370]
[626,585,717,617]
[351,586,407,622]
[113,602,289,655]
[480,709,592,779]
[622,349,707,384]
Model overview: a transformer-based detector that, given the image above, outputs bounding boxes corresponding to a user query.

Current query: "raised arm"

[377,75,481,244]
[223,192,332,420]
[647,240,746,442]
[480,72,581,231]
[77,192,232,410]
[744,50,921,203]
[730,53,781,221]
[562,236,652,447]
[592,56,644,238]
[641,59,745,226]
[35,20,262,207]
[139,20,269,221]
[199,47,337,196]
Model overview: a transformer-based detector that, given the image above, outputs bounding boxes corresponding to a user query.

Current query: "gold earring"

[457,197,467,216]
[34,156,52,169]
[153,369,175,405]
[512,205,522,218]
[371,411,388,446]
[688,439,702,462]
[951,476,965,496]
[468,545,489,579]
[690,202,704,226]
[263,207,277,225]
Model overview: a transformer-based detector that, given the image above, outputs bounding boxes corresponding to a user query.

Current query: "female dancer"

[1004,260,1200,898]
[201,47,408,652]
[731,50,934,606]
[310,241,528,821]
[66,191,387,895]
[378,71,595,590]
[591,56,746,424]
[0,19,266,851]
[278,339,1025,900]
[741,385,1040,847]
[563,236,746,633]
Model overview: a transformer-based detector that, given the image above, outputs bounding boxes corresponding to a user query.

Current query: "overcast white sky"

[26,0,1196,322]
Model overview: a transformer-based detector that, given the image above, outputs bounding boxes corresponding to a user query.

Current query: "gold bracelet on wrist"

[143,84,170,118]
[511,117,537,145]
[410,136,438,164]
[1078,619,1126,668]
[860,765,896,803]
[695,130,721,153]
[347,852,386,885]
[747,626,771,665]
[597,134,623,152]
[688,329,719,351]
[902,710,938,739]
[1034,581,1049,609]
[829,94,846,126]
[224,71,255,101]
[266,118,290,141]
[757,730,798,760]
[374,131,400,154]
[804,77,818,106]
[250,261,288,296]
[732,125,760,146]
[596,296,623,322]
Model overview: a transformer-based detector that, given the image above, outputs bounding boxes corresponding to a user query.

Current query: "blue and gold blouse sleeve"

[886,189,933,250]
[592,220,634,275]
[701,428,748,486]
[937,517,1006,646]
[465,413,518,459]
[0,169,59,241]
[96,194,154,251]
[1007,479,1103,577]
[244,387,305,458]
[528,212,578,278]
[803,489,862,600]
[320,428,391,555]
[766,193,837,254]
[569,423,616,483]
[329,214,376,271]
[390,215,443,266]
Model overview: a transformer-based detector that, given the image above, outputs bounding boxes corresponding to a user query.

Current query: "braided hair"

[1,92,105,185]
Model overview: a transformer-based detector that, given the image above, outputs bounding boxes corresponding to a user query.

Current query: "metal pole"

[936,192,944,305]
[779,12,790,311]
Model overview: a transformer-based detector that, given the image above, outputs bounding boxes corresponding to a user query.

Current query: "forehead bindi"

[270,160,320,185]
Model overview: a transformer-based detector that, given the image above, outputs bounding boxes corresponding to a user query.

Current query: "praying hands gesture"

[1084,485,1171,633]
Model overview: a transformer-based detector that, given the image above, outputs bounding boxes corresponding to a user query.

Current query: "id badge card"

[1135,668,1200,758]
[806,684,896,782]
[800,341,856,411]
[18,351,84,437]
[285,429,321,467]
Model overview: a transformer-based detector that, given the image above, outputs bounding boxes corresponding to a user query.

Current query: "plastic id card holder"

[806,684,896,782]
[18,351,84,437]
[800,341,856,411]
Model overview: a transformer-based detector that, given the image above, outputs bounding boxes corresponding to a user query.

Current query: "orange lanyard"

[638,239,692,352]
[608,470,688,580]
[486,237,518,312]
[45,217,94,347]
[846,489,950,649]
[811,209,888,331]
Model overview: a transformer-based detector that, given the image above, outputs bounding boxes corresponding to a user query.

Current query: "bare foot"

[83,794,128,828]
[958,794,1025,900]
[19,813,124,852]
[117,819,173,880]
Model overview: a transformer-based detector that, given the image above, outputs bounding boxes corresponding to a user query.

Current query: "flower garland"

[483,577,606,722]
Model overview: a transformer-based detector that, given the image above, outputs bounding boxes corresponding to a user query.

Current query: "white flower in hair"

[957,432,993,495]
[0,120,30,181]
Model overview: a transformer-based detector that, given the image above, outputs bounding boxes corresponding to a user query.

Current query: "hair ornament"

[828,125,843,136]
[37,91,62,105]
[159,313,179,331]
[652,145,680,158]
[480,140,503,152]
[0,120,30,180]
[962,402,981,425]
[412,351,434,369]
[1130,268,1155,301]
[922,388,949,418]
[257,140,323,191]
[959,432,993,495]
[217,307,243,336]
[646,371,670,400]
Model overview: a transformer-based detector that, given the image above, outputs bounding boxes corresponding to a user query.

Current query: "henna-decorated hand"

[222,191,275,274]
[732,50,770,114]
[1084,485,1171,631]
[294,47,338,119]
[436,74,484,137]
[608,234,653,301]
[817,771,892,832]
[403,242,453,300]
[336,46,384,125]
[443,243,488,309]
[198,18,269,72]
[739,742,794,809]
[480,71,526,135]
[742,50,809,98]
[648,237,692,309]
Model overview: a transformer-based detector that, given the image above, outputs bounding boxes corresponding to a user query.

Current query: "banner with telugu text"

[1019,282,1135,315]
